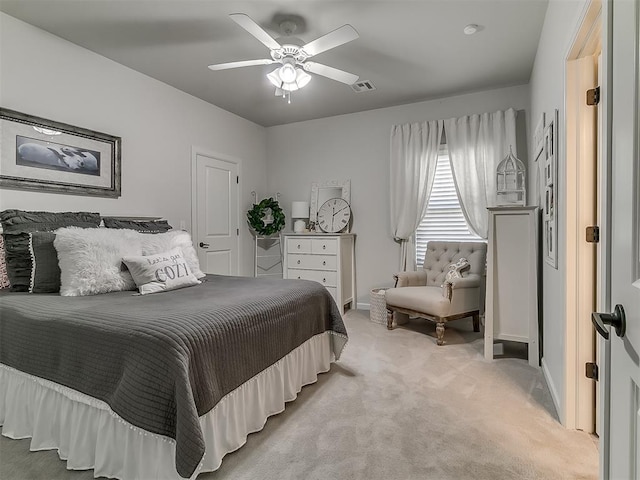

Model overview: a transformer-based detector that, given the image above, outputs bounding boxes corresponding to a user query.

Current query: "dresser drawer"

[311,238,337,254]
[287,238,312,254]
[288,254,337,271]
[287,269,337,287]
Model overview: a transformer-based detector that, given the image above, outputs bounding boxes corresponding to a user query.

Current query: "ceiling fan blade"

[304,62,359,85]
[302,25,359,57]
[208,59,276,71]
[230,13,281,51]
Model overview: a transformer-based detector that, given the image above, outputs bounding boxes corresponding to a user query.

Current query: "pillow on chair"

[442,258,470,298]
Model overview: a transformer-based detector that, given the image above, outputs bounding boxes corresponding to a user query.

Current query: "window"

[415,145,480,267]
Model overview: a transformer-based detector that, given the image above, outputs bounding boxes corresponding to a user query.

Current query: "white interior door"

[597,0,640,477]
[192,151,239,275]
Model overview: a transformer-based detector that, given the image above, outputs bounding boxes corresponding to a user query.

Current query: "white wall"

[266,84,530,306]
[0,13,268,277]
[528,0,589,423]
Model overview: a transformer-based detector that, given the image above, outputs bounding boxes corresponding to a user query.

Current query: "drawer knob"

[322,260,326,266]
[322,245,326,250]
[323,278,326,283]
[297,245,301,249]
[297,276,301,279]
[297,260,301,265]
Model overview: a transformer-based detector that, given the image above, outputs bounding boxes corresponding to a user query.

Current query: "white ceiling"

[0,0,548,127]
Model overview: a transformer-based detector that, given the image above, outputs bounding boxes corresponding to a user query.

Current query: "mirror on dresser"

[309,180,351,231]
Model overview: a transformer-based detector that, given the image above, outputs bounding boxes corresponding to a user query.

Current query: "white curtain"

[390,120,443,270]
[444,108,517,238]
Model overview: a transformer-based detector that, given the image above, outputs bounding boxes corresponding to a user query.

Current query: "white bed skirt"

[1,331,340,479]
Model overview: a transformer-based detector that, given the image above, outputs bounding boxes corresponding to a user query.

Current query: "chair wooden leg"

[436,322,445,345]
[473,313,480,332]
[386,309,394,330]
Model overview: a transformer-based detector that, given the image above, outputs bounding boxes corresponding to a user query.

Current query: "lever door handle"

[199,242,210,248]
[592,304,626,340]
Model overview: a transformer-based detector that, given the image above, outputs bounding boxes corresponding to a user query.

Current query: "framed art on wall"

[0,108,121,197]
[543,109,559,268]
[533,112,546,162]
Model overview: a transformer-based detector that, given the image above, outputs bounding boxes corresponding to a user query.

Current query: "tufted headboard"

[421,241,487,286]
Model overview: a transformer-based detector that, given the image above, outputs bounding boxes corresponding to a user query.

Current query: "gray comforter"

[0,275,348,478]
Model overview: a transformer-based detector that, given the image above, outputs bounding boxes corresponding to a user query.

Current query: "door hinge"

[586,225,600,243]
[586,86,600,106]
[585,362,599,381]
[236,176,239,184]
[237,228,239,236]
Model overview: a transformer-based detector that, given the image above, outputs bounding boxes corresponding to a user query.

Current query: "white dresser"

[282,233,356,314]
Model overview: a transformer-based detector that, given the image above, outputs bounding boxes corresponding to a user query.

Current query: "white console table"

[282,233,356,314]
[485,206,539,367]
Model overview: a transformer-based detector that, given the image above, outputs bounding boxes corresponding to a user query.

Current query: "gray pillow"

[140,230,206,279]
[29,231,60,294]
[122,247,201,295]
[0,235,10,289]
[103,218,172,233]
[0,210,100,292]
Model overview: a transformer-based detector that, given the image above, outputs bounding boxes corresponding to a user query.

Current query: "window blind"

[415,146,480,268]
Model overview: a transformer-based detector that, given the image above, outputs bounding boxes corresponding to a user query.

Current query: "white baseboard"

[541,357,564,424]
[356,302,370,310]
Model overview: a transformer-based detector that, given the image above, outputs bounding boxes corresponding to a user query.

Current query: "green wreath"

[247,197,285,236]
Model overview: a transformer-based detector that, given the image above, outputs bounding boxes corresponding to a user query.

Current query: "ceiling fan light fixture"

[279,62,297,83]
[267,66,311,92]
[267,69,282,88]
[210,14,360,102]
[295,69,311,88]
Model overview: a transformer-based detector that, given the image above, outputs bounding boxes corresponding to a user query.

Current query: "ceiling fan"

[208,13,360,101]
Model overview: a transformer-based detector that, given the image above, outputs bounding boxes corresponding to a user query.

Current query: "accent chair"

[385,241,487,345]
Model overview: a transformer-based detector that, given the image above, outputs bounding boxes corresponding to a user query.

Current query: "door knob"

[592,304,626,339]
[199,242,210,248]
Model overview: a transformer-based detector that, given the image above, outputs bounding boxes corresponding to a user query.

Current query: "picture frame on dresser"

[309,180,351,230]
[0,107,121,198]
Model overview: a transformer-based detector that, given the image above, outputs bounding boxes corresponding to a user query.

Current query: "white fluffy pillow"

[54,227,142,296]
[122,247,201,295]
[140,230,206,279]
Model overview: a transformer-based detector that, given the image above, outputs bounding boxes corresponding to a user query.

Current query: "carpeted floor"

[1,310,598,480]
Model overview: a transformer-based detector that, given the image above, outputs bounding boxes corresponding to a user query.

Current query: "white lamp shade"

[291,201,309,218]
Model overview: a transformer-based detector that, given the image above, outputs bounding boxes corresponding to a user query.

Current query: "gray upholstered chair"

[385,241,487,345]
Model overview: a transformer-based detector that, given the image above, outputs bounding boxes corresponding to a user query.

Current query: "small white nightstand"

[282,233,356,314]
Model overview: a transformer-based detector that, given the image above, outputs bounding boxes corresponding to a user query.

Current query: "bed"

[0,274,348,479]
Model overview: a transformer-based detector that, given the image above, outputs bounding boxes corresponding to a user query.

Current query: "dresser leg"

[386,309,394,330]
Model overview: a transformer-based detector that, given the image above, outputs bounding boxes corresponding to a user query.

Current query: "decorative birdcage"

[496,145,526,206]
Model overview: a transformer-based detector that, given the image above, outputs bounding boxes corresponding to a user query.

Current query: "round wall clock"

[317,197,351,233]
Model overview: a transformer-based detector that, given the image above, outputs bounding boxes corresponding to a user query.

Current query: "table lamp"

[291,201,309,233]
